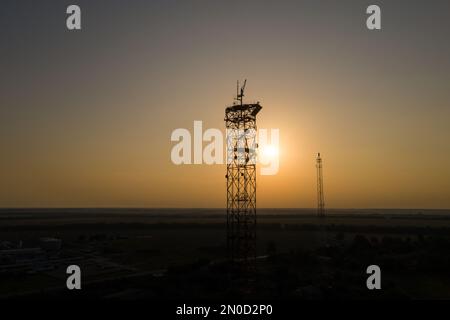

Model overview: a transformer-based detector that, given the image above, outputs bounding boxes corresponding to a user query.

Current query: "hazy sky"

[1,0,449,208]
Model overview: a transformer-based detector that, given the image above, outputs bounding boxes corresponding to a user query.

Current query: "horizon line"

[0,207,449,211]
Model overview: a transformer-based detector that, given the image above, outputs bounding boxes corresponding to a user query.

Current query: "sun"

[260,144,279,160]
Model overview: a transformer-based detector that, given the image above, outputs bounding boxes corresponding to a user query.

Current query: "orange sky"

[1,1,449,208]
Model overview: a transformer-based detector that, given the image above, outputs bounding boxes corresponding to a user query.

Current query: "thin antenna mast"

[235,79,247,105]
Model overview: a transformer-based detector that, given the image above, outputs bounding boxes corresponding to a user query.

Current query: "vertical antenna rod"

[235,79,247,106]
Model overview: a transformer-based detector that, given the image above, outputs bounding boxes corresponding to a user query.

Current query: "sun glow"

[260,144,279,160]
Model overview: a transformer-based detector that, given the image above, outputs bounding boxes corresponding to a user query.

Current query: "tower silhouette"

[225,80,261,270]
[316,153,325,218]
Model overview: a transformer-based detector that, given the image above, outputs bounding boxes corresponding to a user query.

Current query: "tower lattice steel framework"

[316,152,325,218]
[225,80,262,267]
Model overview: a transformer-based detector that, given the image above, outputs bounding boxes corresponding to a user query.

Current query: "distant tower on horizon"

[316,153,325,218]
[225,80,262,270]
